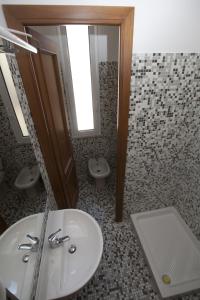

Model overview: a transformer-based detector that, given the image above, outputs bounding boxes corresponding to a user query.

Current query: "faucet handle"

[18,234,40,252]
[48,229,70,248]
[26,234,39,245]
[48,228,62,242]
[58,235,70,243]
[18,243,33,251]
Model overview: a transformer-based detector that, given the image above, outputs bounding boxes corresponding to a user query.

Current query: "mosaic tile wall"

[124,53,200,235]
[0,92,36,187]
[72,61,118,187]
[70,54,200,300]
[0,78,47,227]
[7,55,57,210]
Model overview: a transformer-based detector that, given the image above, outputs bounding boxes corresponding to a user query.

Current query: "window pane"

[66,25,94,131]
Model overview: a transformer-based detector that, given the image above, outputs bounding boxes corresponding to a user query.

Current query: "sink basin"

[0,213,44,300]
[36,209,103,300]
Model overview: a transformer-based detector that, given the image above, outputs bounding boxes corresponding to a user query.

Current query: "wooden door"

[27,28,78,208]
[4,5,134,221]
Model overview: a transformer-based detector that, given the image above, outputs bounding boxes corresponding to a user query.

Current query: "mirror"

[0,53,47,299]
[0,54,47,225]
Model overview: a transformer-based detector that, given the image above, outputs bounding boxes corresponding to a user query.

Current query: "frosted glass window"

[66,25,94,131]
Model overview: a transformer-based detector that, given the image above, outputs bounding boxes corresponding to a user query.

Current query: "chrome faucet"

[48,228,70,248]
[18,234,40,252]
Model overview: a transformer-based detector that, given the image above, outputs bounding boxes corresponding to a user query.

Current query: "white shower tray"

[131,207,200,298]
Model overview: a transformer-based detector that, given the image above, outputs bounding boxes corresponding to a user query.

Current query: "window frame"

[0,54,30,144]
[59,25,101,138]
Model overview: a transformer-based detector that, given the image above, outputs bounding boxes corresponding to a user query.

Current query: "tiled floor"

[70,180,200,300]
[0,179,46,226]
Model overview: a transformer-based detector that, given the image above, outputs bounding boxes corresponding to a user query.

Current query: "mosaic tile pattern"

[0,92,36,188]
[68,54,200,300]
[71,62,118,188]
[69,180,200,300]
[124,53,200,237]
[0,179,46,226]
[0,81,47,227]
[7,55,57,211]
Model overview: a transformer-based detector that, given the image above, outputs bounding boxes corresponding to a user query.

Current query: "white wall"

[1,0,200,53]
[95,26,119,61]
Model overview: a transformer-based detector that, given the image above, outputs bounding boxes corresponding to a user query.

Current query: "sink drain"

[22,254,30,263]
[68,244,76,254]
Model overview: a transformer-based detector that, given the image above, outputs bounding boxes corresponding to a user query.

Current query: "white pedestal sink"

[0,213,44,300]
[36,209,103,300]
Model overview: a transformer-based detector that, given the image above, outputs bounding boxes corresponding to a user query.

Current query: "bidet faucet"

[18,234,40,252]
[48,228,70,248]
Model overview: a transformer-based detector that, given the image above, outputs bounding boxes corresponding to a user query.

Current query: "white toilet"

[14,165,41,197]
[88,157,110,189]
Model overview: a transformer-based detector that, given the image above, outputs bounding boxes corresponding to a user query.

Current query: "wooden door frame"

[3,5,134,222]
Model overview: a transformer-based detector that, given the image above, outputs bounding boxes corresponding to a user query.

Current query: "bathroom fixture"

[14,165,41,196]
[131,207,200,298]
[0,213,44,300]
[36,209,103,299]
[18,234,39,252]
[88,157,110,189]
[0,26,37,53]
[22,254,30,263]
[48,228,70,248]
[68,244,76,254]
